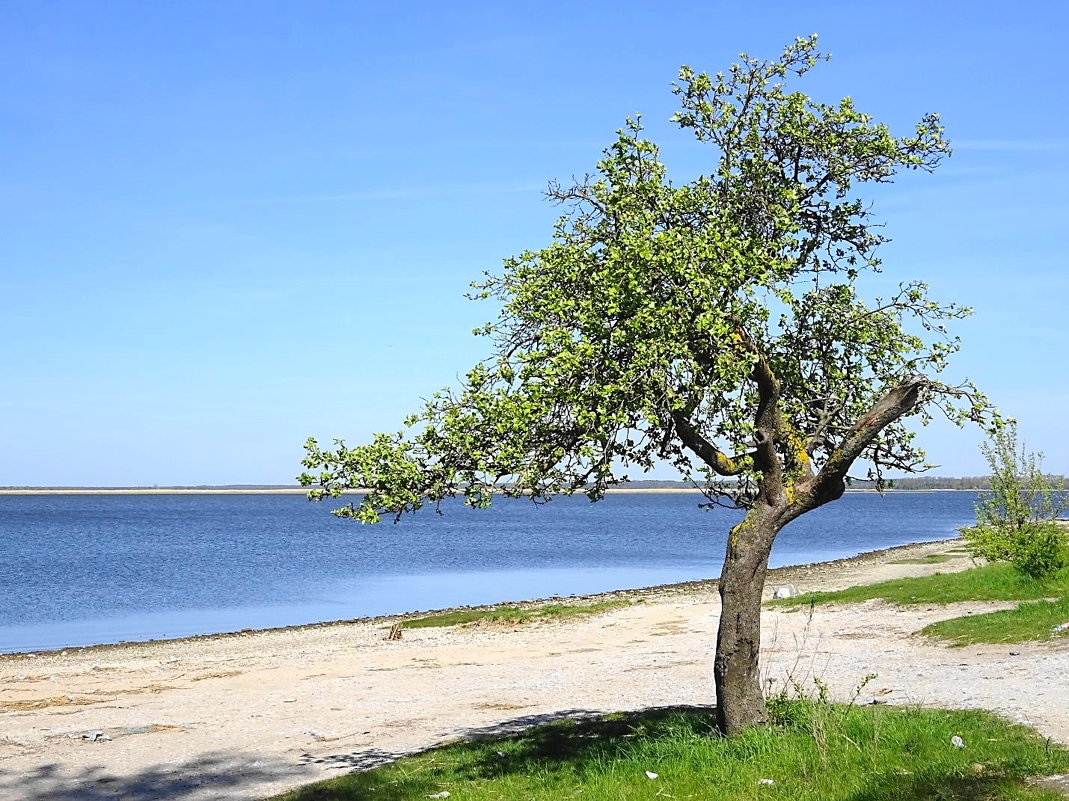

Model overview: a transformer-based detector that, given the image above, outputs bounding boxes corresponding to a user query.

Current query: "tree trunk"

[714,507,782,735]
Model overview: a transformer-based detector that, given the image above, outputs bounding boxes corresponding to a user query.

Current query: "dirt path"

[2,539,1067,800]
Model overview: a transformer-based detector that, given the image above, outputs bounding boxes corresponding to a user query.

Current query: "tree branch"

[670,409,754,476]
[808,374,932,500]
[743,335,783,484]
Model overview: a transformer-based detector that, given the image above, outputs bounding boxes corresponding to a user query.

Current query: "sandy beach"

[2,538,1067,800]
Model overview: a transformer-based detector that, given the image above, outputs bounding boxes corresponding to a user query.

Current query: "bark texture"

[714,509,782,735]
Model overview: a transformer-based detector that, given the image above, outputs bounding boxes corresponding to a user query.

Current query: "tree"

[300,36,989,735]
[963,421,1066,579]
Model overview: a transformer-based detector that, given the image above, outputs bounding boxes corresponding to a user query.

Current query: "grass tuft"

[400,599,632,630]
[889,554,954,565]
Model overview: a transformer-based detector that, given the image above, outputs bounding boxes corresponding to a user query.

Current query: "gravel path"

[1,539,1067,800]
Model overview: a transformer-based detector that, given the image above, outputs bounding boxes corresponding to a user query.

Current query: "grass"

[769,549,1069,645]
[889,554,953,565]
[922,596,1069,645]
[268,704,1069,800]
[400,599,633,630]
[768,560,1069,608]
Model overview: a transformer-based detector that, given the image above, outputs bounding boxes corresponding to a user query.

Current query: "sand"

[2,539,1067,800]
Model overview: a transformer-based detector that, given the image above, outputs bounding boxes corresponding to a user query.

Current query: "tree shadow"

[846,773,1064,801]
[302,705,718,779]
[0,750,316,800]
[284,705,720,800]
[296,746,416,772]
[455,704,719,781]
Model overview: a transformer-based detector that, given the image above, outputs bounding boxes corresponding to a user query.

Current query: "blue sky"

[2,1,1066,486]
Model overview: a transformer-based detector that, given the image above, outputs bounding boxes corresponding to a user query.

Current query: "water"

[0,491,978,652]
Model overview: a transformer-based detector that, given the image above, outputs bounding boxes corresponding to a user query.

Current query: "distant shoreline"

[0,486,983,495]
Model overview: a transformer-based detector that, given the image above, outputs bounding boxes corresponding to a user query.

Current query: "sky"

[1,0,1067,486]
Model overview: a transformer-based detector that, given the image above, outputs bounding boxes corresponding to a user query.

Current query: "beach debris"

[1050,622,1069,634]
[78,731,111,742]
[425,793,451,799]
[951,735,965,748]
[118,726,150,736]
[771,585,799,599]
[386,623,403,641]
[283,698,297,703]
[759,778,775,785]
[645,771,659,779]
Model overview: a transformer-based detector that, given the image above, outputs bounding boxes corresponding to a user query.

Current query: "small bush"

[1011,523,1067,579]
[962,422,1067,580]
[963,522,1066,579]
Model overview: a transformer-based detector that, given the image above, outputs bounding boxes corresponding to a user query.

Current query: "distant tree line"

[851,476,999,490]
[614,476,1066,491]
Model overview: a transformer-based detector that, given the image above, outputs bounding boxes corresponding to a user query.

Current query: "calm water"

[0,491,978,653]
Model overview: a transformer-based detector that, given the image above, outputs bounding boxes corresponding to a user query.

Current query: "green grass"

[768,549,1069,645]
[769,560,1069,608]
[268,704,1069,800]
[889,554,954,565]
[922,596,1069,645]
[400,599,632,629]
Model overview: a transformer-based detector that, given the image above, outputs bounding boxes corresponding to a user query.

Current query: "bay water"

[0,491,978,653]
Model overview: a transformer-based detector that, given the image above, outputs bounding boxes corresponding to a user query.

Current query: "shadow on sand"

[0,750,316,801]
[0,709,645,800]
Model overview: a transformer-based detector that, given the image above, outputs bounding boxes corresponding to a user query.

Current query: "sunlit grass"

[769,549,1069,645]
[269,704,1069,800]
[400,599,632,629]
[889,554,953,565]
[768,559,1069,608]
[922,596,1069,645]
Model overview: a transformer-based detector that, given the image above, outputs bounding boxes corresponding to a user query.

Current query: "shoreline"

[0,537,960,660]
[7,535,1067,801]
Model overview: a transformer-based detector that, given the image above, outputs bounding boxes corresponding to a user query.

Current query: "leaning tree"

[300,36,989,735]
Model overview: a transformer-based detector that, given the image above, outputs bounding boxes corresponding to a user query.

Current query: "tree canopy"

[301,36,987,522]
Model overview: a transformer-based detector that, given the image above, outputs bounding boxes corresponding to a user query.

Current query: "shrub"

[1009,522,1066,579]
[962,422,1066,579]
